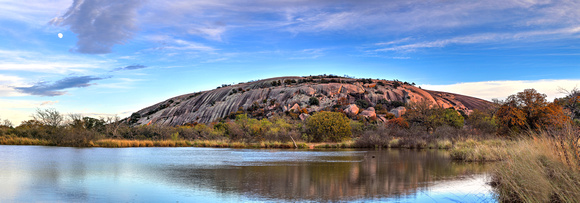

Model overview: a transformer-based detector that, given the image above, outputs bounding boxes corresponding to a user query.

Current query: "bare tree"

[558,87,580,120]
[1,118,13,127]
[104,115,122,138]
[68,113,84,129]
[33,108,64,127]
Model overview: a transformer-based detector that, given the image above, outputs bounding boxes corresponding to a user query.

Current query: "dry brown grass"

[91,139,192,147]
[492,128,580,202]
[0,135,52,146]
[449,138,511,162]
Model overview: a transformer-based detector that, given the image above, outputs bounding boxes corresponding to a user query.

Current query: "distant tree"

[1,119,12,128]
[129,113,141,124]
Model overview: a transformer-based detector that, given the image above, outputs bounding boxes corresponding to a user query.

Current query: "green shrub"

[306,111,352,142]
[309,97,320,106]
[355,99,370,109]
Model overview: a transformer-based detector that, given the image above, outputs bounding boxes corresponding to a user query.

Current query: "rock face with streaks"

[125,76,492,126]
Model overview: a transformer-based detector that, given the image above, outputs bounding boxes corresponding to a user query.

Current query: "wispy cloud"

[187,25,227,41]
[50,0,145,54]
[144,35,216,52]
[202,58,228,63]
[374,26,580,52]
[111,64,147,72]
[288,48,326,59]
[0,49,107,74]
[98,78,144,89]
[0,74,26,97]
[13,76,108,96]
[0,0,70,25]
[375,37,413,46]
[40,100,59,106]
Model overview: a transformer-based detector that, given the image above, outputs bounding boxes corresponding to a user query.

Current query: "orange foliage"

[495,105,527,133]
[495,89,570,134]
[537,102,569,129]
[387,117,409,129]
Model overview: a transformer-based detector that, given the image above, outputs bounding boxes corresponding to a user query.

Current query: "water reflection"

[0,146,494,202]
[164,149,492,202]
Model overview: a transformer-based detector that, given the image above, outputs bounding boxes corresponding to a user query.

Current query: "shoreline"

[0,135,507,158]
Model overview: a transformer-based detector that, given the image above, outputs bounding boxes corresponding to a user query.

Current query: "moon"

[58,33,63,38]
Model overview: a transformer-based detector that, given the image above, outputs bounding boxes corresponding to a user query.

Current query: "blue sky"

[1,0,580,124]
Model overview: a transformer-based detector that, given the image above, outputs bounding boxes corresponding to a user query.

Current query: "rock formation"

[125,76,492,126]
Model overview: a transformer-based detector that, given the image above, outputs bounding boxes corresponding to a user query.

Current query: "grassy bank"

[0,134,485,150]
[0,135,53,146]
[449,139,512,162]
[0,135,309,149]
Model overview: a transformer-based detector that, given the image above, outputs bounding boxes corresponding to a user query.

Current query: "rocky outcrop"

[125,76,492,126]
[359,107,376,118]
[389,107,407,118]
[344,104,360,116]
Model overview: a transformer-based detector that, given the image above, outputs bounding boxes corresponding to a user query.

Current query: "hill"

[124,75,492,126]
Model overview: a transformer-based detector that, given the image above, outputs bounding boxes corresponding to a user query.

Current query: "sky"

[1,0,580,125]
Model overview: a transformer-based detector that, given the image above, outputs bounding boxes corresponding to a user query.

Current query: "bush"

[309,97,319,106]
[387,118,409,129]
[306,111,352,142]
[466,109,497,134]
[355,99,370,109]
[435,108,465,129]
[353,125,392,148]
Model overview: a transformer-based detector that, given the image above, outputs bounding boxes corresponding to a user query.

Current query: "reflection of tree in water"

[164,149,490,202]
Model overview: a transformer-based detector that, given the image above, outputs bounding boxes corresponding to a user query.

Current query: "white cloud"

[421,79,580,101]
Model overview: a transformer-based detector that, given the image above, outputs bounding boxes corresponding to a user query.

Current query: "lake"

[0,145,495,202]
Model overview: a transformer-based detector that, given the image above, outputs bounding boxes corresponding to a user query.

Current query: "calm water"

[0,145,495,202]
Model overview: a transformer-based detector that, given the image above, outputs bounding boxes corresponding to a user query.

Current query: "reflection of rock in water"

[163,150,491,202]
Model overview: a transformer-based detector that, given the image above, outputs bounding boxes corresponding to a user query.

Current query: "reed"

[492,128,580,202]
[93,139,186,147]
[449,138,510,162]
[0,135,53,146]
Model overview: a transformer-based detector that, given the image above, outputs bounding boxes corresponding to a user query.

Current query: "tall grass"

[0,135,53,145]
[492,127,580,202]
[93,139,192,147]
[449,139,511,162]
[190,140,308,149]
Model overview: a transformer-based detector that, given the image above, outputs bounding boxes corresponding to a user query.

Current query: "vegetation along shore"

[1,75,579,202]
